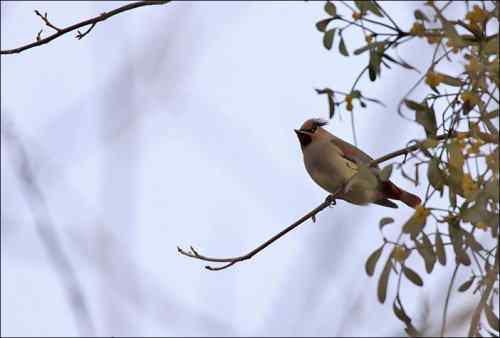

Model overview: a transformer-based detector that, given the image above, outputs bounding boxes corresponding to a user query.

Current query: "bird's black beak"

[294,129,312,148]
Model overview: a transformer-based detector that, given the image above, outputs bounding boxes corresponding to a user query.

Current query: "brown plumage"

[295,118,421,209]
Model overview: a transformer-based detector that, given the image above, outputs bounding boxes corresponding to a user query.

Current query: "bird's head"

[294,118,329,149]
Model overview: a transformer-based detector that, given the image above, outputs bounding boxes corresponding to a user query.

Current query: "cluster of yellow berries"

[414,205,430,223]
[475,222,489,231]
[393,246,408,262]
[352,11,362,21]
[462,173,478,198]
[410,22,426,37]
[345,95,353,111]
[425,71,444,87]
[461,91,480,108]
[465,5,489,25]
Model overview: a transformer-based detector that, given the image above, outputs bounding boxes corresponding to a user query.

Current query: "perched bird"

[295,118,421,208]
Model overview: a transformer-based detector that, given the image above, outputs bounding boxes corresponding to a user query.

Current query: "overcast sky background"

[1,1,481,336]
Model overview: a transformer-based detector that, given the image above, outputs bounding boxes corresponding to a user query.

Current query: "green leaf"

[379,217,394,229]
[324,1,337,17]
[316,18,333,32]
[404,99,428,112]
[458,276,475,292]
[447,140,464,171]
[354,41,388,55]
[365,245,384,276]
[353,0,368,14]
[449,222,471,266]
[339,35,349,56]
[377,257,392,303]
[393,298,411,324]
[327,92,335,119]
[464,231,484,252]
[485,299,500,331]
[420,232,436,273]
[435,231,447,266]
[415,104,437,137]
[440,74,463,87]
[402,214,426,239]
[351,89,362,99]
[364,0,384,17]
[428,158,445,192]
[323,28,336,50]
[403,266,424,286]
[414,9,429,21]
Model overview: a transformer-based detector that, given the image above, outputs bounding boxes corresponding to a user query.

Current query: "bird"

[295,118,421,208]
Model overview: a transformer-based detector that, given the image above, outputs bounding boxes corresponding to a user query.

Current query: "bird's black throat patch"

[296,131,312,148]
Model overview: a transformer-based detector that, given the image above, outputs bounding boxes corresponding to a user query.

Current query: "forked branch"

[177,132,482,271]
[1,1,170,55]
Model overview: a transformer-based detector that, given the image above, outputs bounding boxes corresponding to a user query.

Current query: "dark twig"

[34,10,62,32]
[76,23,96,40]
[178,194,339,271]
[1,1,170,55]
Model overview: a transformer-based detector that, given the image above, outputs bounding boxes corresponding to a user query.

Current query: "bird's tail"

[381,181,421,208]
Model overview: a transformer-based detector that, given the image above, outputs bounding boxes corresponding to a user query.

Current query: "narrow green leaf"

[316,18,333,32]
[323,28,336,50]
[420,233,436,273]
[449,222,471,266]
[435,231,447,266]
[440,74,463,87]
[403,266,424,286]
[365,245,384,276]
[414,9,429,21]
[353,0,368,14]
[377,257,392,303]
[485,299,500,331]
[379,217,394,229]
[364,0,384,17]
[428,158,445,192]
[458,276,475,292]
[324,1,337,17]
[415,104,437,137]
[339,35,349,56]
[393,299,411,323]
[327,92,335,118]
[404,99,428,112]
[354,41,388,55]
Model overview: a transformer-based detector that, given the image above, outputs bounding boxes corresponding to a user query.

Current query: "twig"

[441,263,460,337]
[178,194,340,271]
[1,1,171,55]
[34,10,62,32]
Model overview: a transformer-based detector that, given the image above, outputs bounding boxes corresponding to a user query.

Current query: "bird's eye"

[310,126,317,133]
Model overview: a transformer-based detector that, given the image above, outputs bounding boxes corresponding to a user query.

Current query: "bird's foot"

[325,195,337,207]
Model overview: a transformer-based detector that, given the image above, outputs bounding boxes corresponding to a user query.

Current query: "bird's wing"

[330,136,379,169]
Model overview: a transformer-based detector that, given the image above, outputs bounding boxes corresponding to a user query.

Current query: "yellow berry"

[393,246,408,262]
[352,11,362,21]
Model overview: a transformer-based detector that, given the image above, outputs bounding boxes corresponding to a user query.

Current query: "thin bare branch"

[1,1,171,55]
[178,194,339,271]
